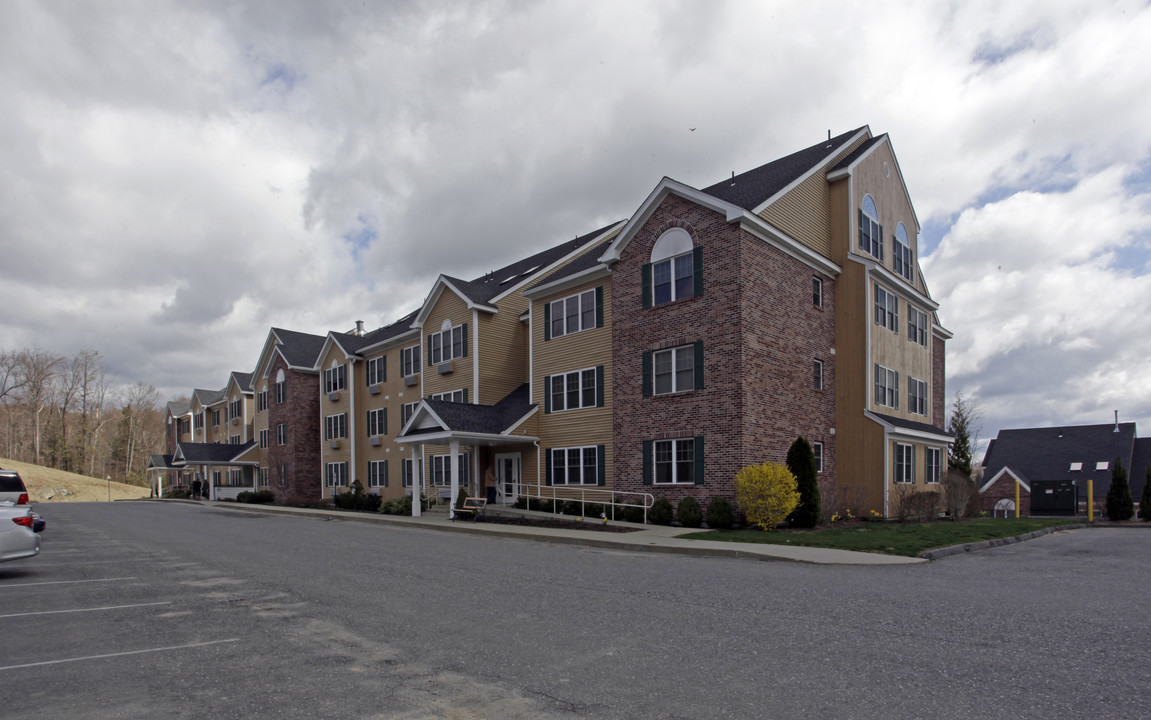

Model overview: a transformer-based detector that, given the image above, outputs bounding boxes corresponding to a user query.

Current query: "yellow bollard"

[1015,480,1020,519]
[1088,479,1094,522]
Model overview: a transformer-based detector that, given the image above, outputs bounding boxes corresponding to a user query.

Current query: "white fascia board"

[412,277,497,329]
[865,411,954,445]
[855,256,940,311]
[441,277,497,314]
[492,220,627,304]
[253,329,285,380]
[979,466,1030,494]
[599,179,745,264]
[522,264,611,300]
[396,402,445,437]
[317,334,355,366]
[737,215,841,277]
[502,406,539,435]
[754,127,872,215]
[932,323,954,340]
[397,430,540,445]
[824,134,922,233]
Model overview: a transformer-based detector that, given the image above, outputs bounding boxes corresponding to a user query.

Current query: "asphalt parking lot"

[4,502,1150,720]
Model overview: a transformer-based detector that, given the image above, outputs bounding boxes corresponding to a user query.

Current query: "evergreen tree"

[947,393,982,477]
[1141,466,1151,522]
[1105,456,1134,521]
[786,436,821,528]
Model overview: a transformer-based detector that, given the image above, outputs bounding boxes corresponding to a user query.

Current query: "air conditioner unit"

[329,440,340,450]
[231,417,239,426]
[368,384,381,395]
[437,361,453,375]
[328,391,340,402]
[369,436,382,447]
[404,375,418,387]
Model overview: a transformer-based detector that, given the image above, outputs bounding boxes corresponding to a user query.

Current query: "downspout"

[472,309,480,404]
[349,358,357,490]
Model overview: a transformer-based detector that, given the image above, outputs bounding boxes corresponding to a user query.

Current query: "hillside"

[0,457,150,502]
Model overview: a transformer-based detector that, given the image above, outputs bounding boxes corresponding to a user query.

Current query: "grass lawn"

[0,457,150,502]
[680,517,1078,557]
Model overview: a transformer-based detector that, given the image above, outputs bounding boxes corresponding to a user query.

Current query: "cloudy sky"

[2,0,1149,452]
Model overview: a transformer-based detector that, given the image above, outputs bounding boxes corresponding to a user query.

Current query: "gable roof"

[699,127,868,211]
[398,384,536,441]
[230,371,253,393]
[166,401,191,418]
[191,387,225,407]
[270,327,328,368]
[981,422,1139,497]
[173,441,257,465]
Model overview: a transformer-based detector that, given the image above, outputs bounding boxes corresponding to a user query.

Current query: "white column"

[449,439,460,520]
[410,445,421,517]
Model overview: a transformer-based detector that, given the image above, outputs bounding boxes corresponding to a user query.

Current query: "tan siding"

[356,342,418,499]
[759,135,868,258]
[318,346,353,478]
[422,290,475,400]
[532,279,615,489]
[477,290,530,404]
[850,142,919,289]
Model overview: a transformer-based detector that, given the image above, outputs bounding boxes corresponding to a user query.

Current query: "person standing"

[484,464,497,504]
[191,476,202,501]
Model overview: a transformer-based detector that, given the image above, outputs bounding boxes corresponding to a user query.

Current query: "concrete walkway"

[161,499,926,565]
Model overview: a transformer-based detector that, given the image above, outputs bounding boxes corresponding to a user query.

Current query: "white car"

[0,504,40,563]
[0,469,29,505]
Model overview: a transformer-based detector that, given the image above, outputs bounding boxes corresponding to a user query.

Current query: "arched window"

[645,228,700,307]
[274,369,287,404]
[893,223,913,282]
[859,194,883,260]
[324,359,347,394]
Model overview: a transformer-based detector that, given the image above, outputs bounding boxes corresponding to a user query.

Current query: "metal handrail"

[516,486,655,524]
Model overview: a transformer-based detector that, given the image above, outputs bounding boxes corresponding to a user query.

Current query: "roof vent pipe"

[1115,410,1120,432]
[355,320,364,337]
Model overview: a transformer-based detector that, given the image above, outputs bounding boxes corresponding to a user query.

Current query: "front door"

[495,453,520,503]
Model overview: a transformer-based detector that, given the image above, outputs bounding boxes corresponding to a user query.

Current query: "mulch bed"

[480,515,640,533]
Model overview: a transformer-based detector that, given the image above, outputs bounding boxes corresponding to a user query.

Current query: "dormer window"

[859,194,883,260]
[1096,461,1109,471]
[1069,462,1082,471]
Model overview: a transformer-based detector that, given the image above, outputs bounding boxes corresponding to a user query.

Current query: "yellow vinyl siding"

[357,343,414,499]
[759,134,867,258]
[319,345,353,476]
[532,279,615,489]
[476,291,530,405]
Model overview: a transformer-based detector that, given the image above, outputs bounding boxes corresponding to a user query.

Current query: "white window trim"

[653,346,696,395]
[401,344,421,377]
[925,447,942,484]
[431,389,466,403]
[813,442,824,473]
[654,437,695,485]
[431,453,471,487]
[894,443,915,484]
[368,460,388,488]
[550,446,600,486]
[814,359,824,391]
[365,356,385,386]
[429,324,465,365]
[325,413,348,440]
[875,284,898,333]
[550,367,597,412]
[908,377,928,416]
[549,289,597,338]
[325,462,349,487]
[875,364,899,409]
[367,408,386,437]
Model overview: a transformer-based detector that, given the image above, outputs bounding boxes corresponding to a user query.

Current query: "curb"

[919,523,1087,560]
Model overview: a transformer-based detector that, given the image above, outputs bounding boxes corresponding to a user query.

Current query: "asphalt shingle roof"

[420,384,534,435]
[982,422,1139,498]
[166,401,191,417]
[176,442,257,464]
[192,388,225,406]
[271,328,327,367]
[872,412,951,437]
[531,235,618,290]
[700,127,866,210]
[231,371,253,392]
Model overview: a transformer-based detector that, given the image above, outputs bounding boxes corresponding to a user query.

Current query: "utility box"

[1030,480,1077,516]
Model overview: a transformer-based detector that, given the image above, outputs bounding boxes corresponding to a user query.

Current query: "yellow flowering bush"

[734,462,800,531]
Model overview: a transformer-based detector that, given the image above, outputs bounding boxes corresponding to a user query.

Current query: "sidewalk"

[167,499,925,565]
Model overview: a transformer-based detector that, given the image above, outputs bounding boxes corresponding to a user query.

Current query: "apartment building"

[161,126,949,517]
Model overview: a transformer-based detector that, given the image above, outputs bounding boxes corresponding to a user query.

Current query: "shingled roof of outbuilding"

[981,422,1139,497]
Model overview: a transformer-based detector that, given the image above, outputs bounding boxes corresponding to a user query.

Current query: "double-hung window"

[643,343,703,396]
[402,458,423,487]
[212,410,220,428]
[228,434,240,445]
[654,438,697,485]
[429,324,466,365]
[653,252,694,306]
[365,356,385,386]
[274,379,286,404]
[325,462,348,487]
[546,367,601,412]
[257,389,268,412]
[908,377,927,416]
[875,364,899,409]
[325,413,348,440]
[813,442,824,473]
[275,423,288,445]
[367,408,386,437]
[324,364,347,394]
[875,285,898,332]
[814,360,824,390]
[547,446,602,486]
[368,460,388,488]
[431,453,470,487]
[893,223,913,281]
[859,194,883,260]
[925,448,941,484]
[908,307,928,346]
[644,228,701,308]
[813,276,823,308]
[547,289,599,339]
[259,429,269,449]
[401,345,421,377]
[894,444,915,484]
[228,399,242,422]
[259,467,270,487]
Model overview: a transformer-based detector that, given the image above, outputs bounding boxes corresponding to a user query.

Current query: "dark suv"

[0,470,30,505]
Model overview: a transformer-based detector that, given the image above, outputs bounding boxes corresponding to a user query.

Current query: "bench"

[452,497,487,521]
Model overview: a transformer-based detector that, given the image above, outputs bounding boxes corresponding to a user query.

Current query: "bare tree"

[16,348,63,464]
[0,350,28,404]
[69,349,110,475]
[120,382,161,480]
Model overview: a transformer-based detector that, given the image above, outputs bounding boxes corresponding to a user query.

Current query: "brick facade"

[612,194,836,510]
[980,473,1030,517]
[932,335,947,431]
[266,355,322,501]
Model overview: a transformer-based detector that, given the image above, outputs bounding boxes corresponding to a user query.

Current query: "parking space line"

[0,639,241,671]
[0,601,172,619]
[0,577,136,589]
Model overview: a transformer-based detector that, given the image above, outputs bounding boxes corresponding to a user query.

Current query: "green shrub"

[584,502,605,519]
[618,503,646,523]
[562,500,585,516]
[236,491,254,503]
[253,489,274,504]
[649,497,673,525]
[528,498,554,513]
[734,463,799,531]
[706,496,734,529]
[677,496,703,528]
[166,487,190,499]
[512,497,527,510]
[786,436,821,528]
